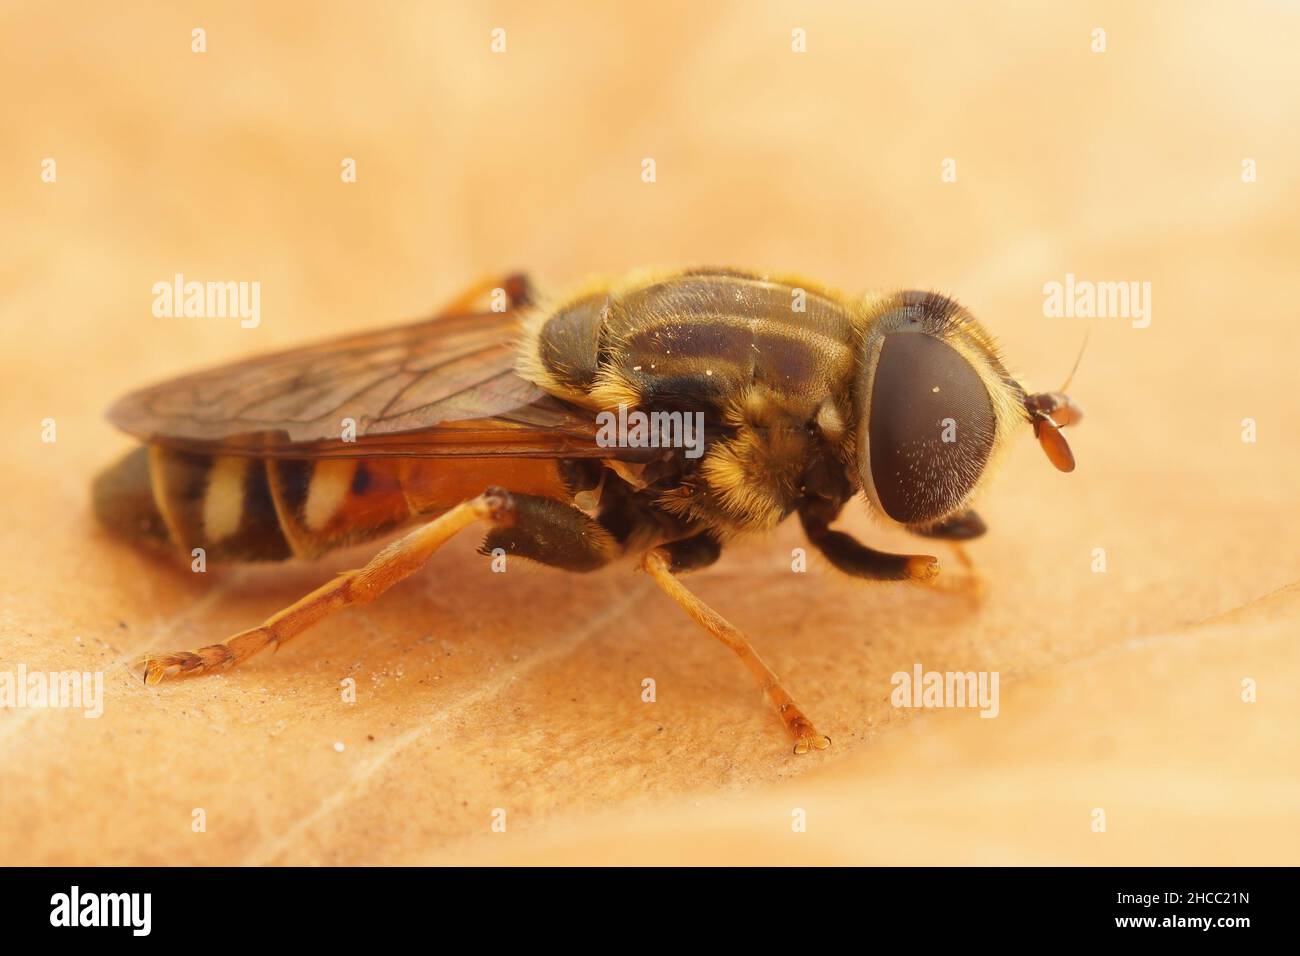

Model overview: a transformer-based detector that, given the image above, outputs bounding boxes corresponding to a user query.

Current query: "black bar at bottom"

[0,866,1281,941]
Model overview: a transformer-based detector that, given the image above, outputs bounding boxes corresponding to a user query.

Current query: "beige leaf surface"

[1,0,1297,865]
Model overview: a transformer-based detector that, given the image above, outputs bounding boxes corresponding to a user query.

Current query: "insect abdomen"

[94,445,571,563]
[94,446,304,562]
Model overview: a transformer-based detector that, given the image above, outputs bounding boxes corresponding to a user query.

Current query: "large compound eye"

[865,332,996,524]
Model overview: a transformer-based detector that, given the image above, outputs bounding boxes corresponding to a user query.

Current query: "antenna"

[1059,327,1089,392]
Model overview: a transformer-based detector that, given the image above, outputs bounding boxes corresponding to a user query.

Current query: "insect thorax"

[520,269,864,534]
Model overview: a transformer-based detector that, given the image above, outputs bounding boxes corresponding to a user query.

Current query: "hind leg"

[139,490,518,683]
[138,490,623,684]
[479,494,621,571]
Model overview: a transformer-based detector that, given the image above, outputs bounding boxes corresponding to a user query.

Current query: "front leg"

[798,502,939,582]
[913,509,986,541]
[910,509,988,596]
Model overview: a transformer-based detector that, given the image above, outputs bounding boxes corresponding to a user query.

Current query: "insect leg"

[910,510,987,595]
[479,493,621,571]
[641,535,831,755]
[437,272,533,316]
[798,508,939,581]
[138,488,518,684]
[912,509,986,541]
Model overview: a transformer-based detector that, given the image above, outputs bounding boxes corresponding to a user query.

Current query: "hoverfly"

[96,268,1082,753]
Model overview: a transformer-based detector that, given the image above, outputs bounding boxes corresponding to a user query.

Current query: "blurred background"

[1,0,1297,865]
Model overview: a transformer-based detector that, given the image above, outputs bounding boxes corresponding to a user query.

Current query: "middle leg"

[642,533,832,755]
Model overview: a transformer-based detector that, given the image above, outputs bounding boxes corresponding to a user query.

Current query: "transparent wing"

[108,307,627,460]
